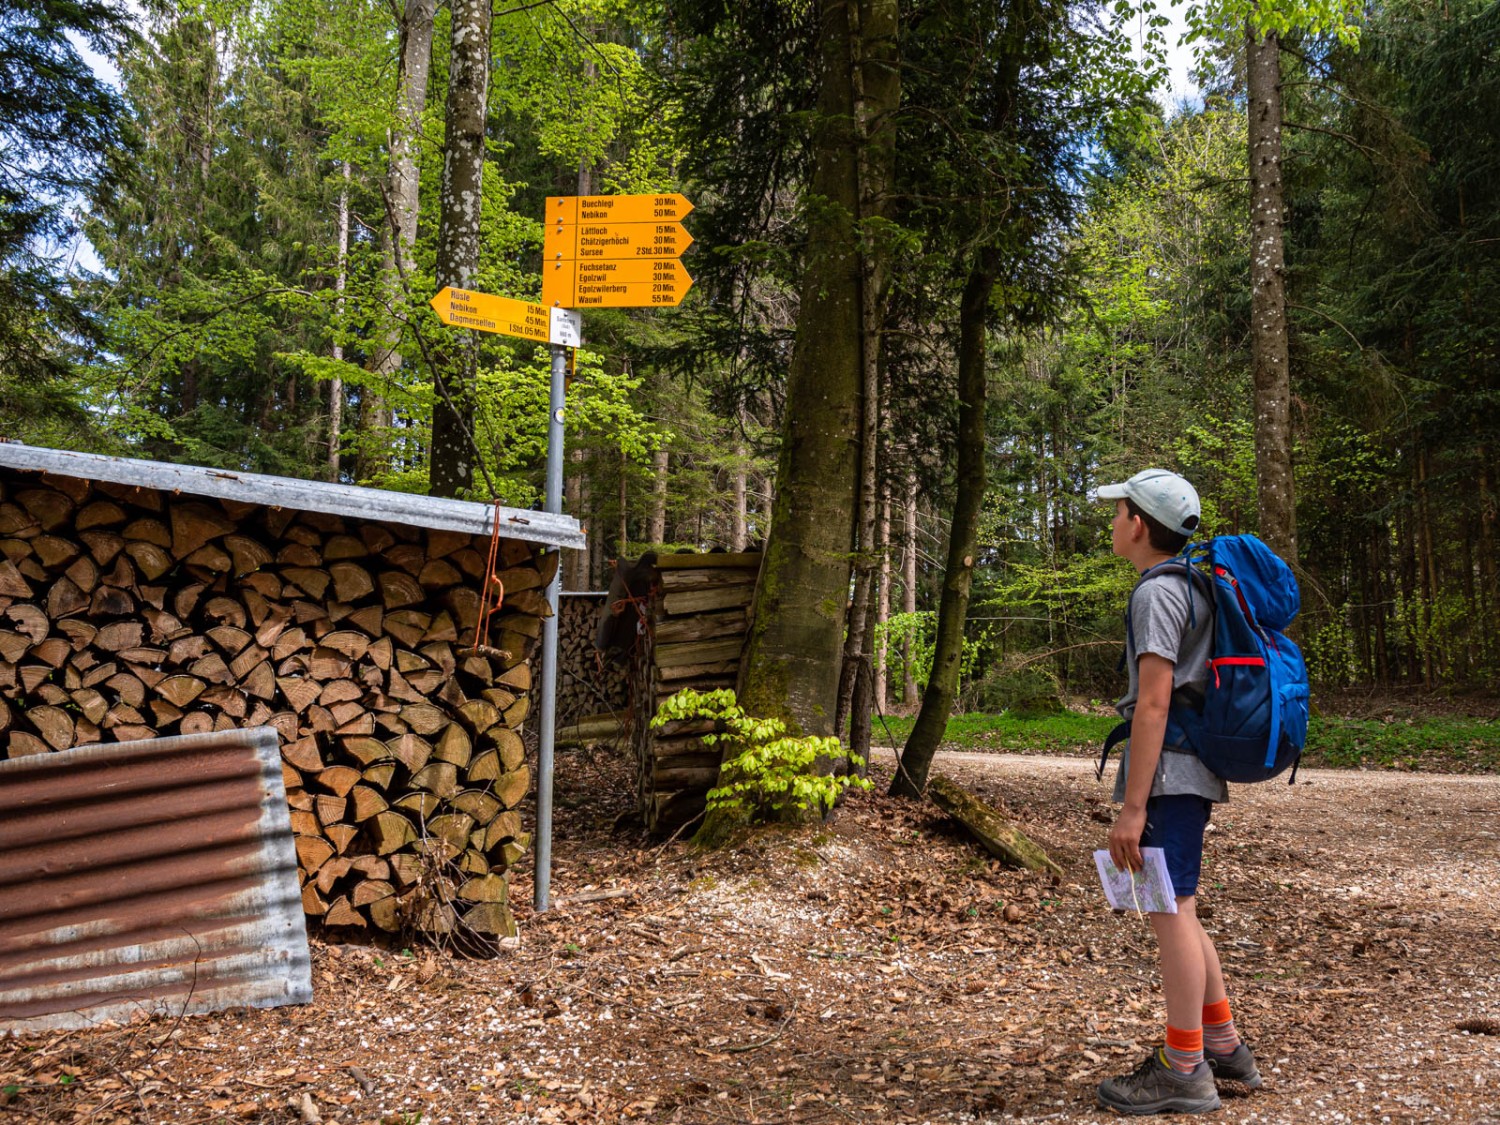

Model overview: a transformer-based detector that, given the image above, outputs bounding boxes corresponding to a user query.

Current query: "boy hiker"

[1095,469,1262,1115]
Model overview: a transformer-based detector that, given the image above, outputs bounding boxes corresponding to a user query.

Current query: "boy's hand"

[1109,804,1146,873]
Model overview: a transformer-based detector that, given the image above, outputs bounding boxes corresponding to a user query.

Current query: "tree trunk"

[901,467,919,708]
[874,484,891,713]
[848,599,875,769]
[562,156,595,578]
[565,450,587,587]
[834,0,898,745]
[618,447,629,562]
[649,448,669,545]
[428,0,492,499]
[1417,446,1437,688]
[328,162,350,483]
[730,439,747,552]
[1247,25,1297,561]
[891,258,993,799]
[731,0,866,736]
[364,0,435,483]
[1479,451,1498,666]
[702,0,897,844]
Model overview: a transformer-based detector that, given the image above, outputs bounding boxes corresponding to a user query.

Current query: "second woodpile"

[554,593,627,741]
[617,552,760,834]
[0,469,549,940]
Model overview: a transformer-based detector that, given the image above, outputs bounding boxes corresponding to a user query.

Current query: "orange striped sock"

[1163,1025,1203,1074]
[1203,998,1240,1055]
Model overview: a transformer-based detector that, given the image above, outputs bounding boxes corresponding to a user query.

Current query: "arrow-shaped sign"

[430,287,581,346]
[544,221,694,263]
[542,259,693,310]
[546,193,693,225]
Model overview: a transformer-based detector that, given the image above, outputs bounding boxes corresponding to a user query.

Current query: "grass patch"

[872,711,1115,754]
[871,710,1500,774]
[1302,715,1500,773]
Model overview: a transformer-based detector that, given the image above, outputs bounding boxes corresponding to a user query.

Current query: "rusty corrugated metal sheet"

[0,727,312,1033]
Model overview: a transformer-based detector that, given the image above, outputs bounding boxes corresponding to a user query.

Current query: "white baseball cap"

[1099,469,1201,536]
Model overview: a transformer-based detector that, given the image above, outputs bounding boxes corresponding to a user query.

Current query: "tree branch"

[1287,301,1365,353]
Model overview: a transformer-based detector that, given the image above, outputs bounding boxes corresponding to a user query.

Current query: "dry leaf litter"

[3,744,1498,1125]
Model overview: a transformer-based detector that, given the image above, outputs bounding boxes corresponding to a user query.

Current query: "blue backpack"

[1098,534,1310,784]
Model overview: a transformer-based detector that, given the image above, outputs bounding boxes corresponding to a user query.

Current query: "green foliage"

[875,708,1500,774]
[970,663,1066,717]
[0,0,134,439]
[874,611,981,699]
[1184,0,1362,45]
[1305,715,1500,773]
[652,689,872,821]
[876,709,1118,752]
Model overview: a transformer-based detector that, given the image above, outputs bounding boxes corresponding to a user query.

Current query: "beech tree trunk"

[565,450,587,589]
[328,163,350,483]
[1247,26,1297,561]
[364,0,435,483]
[649,448,669,545]
[732,0,865,735]
[1479,452,1498,658]
[891,257,993,799]
[706,0,898,843]
[429,0,492,499]
[562,157,596,586]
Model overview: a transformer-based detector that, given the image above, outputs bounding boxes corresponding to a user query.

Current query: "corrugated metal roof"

[0,443,585,550]
[0,728,312,1033]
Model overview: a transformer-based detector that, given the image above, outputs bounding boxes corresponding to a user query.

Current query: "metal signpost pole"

[535,342,568,912]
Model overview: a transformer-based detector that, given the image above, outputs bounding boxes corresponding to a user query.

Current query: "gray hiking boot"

[1206,1042,1262,1088]
[1097,1049,1221,1115]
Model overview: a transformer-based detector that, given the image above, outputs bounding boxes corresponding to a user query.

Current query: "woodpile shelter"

[599,551,760,834]
[0,444,583,941]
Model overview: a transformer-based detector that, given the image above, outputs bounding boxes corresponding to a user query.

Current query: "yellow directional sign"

[542,258,693,309]
[546,193,693,225]
[430,287,581,346]
[544,221,694,262]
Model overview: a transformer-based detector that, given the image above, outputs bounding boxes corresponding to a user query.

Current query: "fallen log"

[926,773,1063,877]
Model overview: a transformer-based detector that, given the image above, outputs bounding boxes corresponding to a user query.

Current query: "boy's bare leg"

[1098,893,1221,1112]
[1150,896,1207,1031]
[1198,907,1228,1007]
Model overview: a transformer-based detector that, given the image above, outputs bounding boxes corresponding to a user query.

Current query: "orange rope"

[611,585,656,642]
[472,498,506,651]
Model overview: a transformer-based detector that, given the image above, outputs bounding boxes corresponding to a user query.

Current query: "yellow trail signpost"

[541,194,695,310]
[541,258,692,309]
[543,220,694,262]
[426,193,695,919]
[545,193,693,225]
[429,287,581,346]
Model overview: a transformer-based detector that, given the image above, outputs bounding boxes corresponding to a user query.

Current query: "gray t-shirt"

[1111,567,1229,804]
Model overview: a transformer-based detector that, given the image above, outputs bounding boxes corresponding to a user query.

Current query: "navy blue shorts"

[1140,795,1212,898]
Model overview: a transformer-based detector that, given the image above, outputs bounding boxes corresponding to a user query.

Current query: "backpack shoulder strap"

[1124,550,1211,645]
[1104,548,1212,776]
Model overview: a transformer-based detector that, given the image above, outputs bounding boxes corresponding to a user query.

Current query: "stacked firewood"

[624,552,759,833]
[0,471,549,939]
[556,593,627,722]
